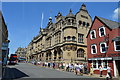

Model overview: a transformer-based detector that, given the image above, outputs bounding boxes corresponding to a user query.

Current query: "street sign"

[2,43,8,50]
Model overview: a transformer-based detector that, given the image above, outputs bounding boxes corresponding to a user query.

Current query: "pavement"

[2,63,119,80]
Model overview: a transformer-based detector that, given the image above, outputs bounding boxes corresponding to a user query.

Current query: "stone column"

[51,50,54,62]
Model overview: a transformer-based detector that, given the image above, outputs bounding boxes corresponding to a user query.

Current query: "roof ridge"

[97,16,120,24]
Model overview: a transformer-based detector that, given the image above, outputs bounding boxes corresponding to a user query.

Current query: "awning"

[113,57,120,60]
[88,57,112,60]
[112,37,120,41]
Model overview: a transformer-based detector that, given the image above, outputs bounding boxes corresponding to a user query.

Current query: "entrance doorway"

[116,60,120,77]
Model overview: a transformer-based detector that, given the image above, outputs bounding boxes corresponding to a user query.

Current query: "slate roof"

[86,16,120,38]
[97,16,120,29]
[112,36,120,41]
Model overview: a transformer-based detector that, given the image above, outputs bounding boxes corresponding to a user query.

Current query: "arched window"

[72,36,76,41]
[78,20,82,25]
[83,22,86,26]
[91,44,97,54]
[77,49,84,57]
[86,23,89,27]
[90,30,96,39]
[67,36,71,41]
[100,42,107,53]
[99,27,106,37]
[72,19,74,23]
[54,50,57,60]
[46,53,48,57]
[68,19,70,22]
[64,37,66,41]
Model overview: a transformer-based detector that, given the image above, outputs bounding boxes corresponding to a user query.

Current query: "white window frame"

[99,26,106,37]
[100,42,107,53]
[91,44,97,54]
[114,41,120,51]
[90,30,96,39]
[92,60,108,70]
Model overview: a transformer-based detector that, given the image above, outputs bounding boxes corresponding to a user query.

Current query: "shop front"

[88,57,114,76]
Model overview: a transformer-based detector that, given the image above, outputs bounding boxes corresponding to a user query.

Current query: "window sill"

[78,42,84,44]
[93,68,107,70]
[91,53,97,54]
[114,50,120,52]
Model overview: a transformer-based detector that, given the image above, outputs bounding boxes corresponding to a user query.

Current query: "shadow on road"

[2,67,29,80]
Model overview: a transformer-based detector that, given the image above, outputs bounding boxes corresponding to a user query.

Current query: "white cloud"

[112,8,120,21]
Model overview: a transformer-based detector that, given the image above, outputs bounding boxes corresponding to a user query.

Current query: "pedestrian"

[90,66,93,75]
[79,63,83,76]
[53,62,55,69]
[69,64,72,72]
[99,65,103,77]
[106,65,112,79]
[83,63,88,74]
[62,62,65,70]
[75,63,80,75]
[48,62,50,67]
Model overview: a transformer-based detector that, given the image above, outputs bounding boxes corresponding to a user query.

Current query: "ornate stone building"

[15,47,27,59]
[26,4,92,63]
[0,11,10,65]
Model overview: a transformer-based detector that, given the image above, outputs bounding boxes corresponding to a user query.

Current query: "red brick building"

[87,16,120,78]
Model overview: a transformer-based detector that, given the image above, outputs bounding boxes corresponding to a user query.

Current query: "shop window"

[93,60,97,68]
[103,60,108,68]
[99,27,106,37]
[78,33,84,43]
[98,60,102,68]
[90,30,96,39]
[91,44,97,54]
[100,42,107,53]
[114,41,120,51]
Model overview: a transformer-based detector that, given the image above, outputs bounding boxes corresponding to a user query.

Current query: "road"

[2,63,111,80]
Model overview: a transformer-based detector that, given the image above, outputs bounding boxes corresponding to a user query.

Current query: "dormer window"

[99,26,106,37]
[90,30,96,39]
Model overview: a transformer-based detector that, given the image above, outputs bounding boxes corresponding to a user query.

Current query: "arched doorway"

[58,48,63,60]
[49,52,52,60]
[54,50,57,60]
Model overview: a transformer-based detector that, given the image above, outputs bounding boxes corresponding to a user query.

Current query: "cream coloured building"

[26,4,92,64]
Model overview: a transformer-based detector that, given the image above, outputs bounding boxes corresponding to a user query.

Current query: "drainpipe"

[113,60,117,77]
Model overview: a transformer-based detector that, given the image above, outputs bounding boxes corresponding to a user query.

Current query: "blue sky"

[1,2,119,55]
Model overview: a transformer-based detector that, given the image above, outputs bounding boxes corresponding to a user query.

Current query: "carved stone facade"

[15,47,27,58]
[0,11,10,65]
[26,4,92,63]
